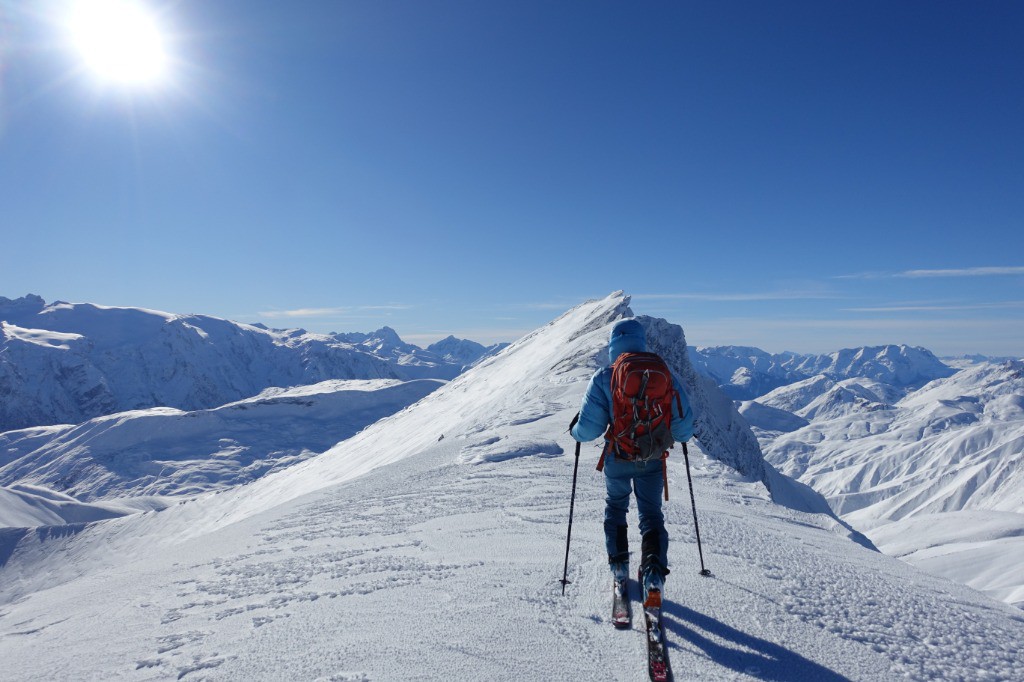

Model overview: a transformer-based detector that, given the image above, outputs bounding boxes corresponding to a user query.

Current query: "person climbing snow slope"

[570,318,694,613]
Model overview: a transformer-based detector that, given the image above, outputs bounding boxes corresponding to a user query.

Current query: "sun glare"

[66,0,169,86]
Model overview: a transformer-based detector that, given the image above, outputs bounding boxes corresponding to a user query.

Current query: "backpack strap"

[596,441,611,472]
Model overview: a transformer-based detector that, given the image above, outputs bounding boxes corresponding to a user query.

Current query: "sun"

[65,0,170,86]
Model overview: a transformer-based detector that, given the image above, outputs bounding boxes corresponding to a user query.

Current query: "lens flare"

[66,0,169,86]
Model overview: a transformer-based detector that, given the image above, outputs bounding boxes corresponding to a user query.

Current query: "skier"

[570,319,694,610]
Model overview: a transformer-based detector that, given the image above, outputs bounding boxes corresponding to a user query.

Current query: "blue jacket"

[571,319,694,444]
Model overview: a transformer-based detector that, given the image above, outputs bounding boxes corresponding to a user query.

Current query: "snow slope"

[1,293,1021,681]
[0,483,159,528]
[869,511,1024,608]
[0,379,442,506]
[0,295,492,432]
[764,361,1024,608]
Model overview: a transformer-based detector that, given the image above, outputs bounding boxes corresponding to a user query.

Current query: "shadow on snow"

[664,603,851,682]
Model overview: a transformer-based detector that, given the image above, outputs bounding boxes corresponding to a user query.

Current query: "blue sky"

[1,0,1022,355]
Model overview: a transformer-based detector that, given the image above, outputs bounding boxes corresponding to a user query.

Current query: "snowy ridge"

[0,379,442,507]
[642,317,852,525]
[642,318,766,482]
[690,343,955,400]
[792,345,955,389]
[0,295,493,432]
[1,293,1022,680]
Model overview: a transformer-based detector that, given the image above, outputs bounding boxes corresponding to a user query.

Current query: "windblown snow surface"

[0,379,443,503]
[1,294,1022,681]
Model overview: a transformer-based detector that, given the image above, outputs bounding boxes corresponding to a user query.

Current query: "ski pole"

[682,442,712,576]
[560,413,582,595]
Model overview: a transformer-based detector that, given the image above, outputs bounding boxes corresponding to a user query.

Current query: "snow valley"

[1,293,1022,680]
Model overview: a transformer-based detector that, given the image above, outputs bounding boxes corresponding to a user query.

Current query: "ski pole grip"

[568,412,580,434]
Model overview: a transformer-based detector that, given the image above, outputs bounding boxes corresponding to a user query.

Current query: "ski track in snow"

[2,441,1022,680]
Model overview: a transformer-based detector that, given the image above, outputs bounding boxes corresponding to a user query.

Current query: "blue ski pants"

[603,452,668,576]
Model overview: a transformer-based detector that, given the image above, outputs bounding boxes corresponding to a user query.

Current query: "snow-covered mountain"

[741,374,903,428]
[690,344,955,400]
[687,345,806,399]
[333,326,467,379]
[0,379,442,504]
[762,360,1024,608]
[427,335,510,370]
[943,353,1022,369]
[2,292,1020,680]
[0,295,496,432]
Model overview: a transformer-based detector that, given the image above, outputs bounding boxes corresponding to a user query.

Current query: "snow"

[0,322,84,350]
[0,293,1021,680]
[427,335,509,369]
[457,436,563,464]
[870,512,1024,608]
[737,400,810,434]
[0,378,443,505]
[690,344,955,400]
[761,360,1024,608]
[0,483,135,527]
[0,296,490,432]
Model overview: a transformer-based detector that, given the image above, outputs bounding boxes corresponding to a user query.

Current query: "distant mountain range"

[722,345,1024,609]
[0,295,505,432]
[688,343,957,400]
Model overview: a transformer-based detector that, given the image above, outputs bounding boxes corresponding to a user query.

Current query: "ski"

[612,578,631,628]
[643,605,672,682]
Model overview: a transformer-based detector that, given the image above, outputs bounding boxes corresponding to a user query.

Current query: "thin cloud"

[259,307,350,319]
[838,266,1024,280]
[258,304,410,319]
[844,301,1024,313]
[897,266,1024,278]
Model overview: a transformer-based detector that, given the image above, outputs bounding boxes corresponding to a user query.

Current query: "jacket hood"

[608,318,646,363]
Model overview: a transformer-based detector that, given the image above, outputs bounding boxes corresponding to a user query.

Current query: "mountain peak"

[0,294,47,320]
[691,343,957,400]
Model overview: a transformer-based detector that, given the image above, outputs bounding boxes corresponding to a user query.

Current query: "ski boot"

[611,561,631,628]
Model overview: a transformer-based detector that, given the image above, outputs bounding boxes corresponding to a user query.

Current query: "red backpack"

[598,352,680,496]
